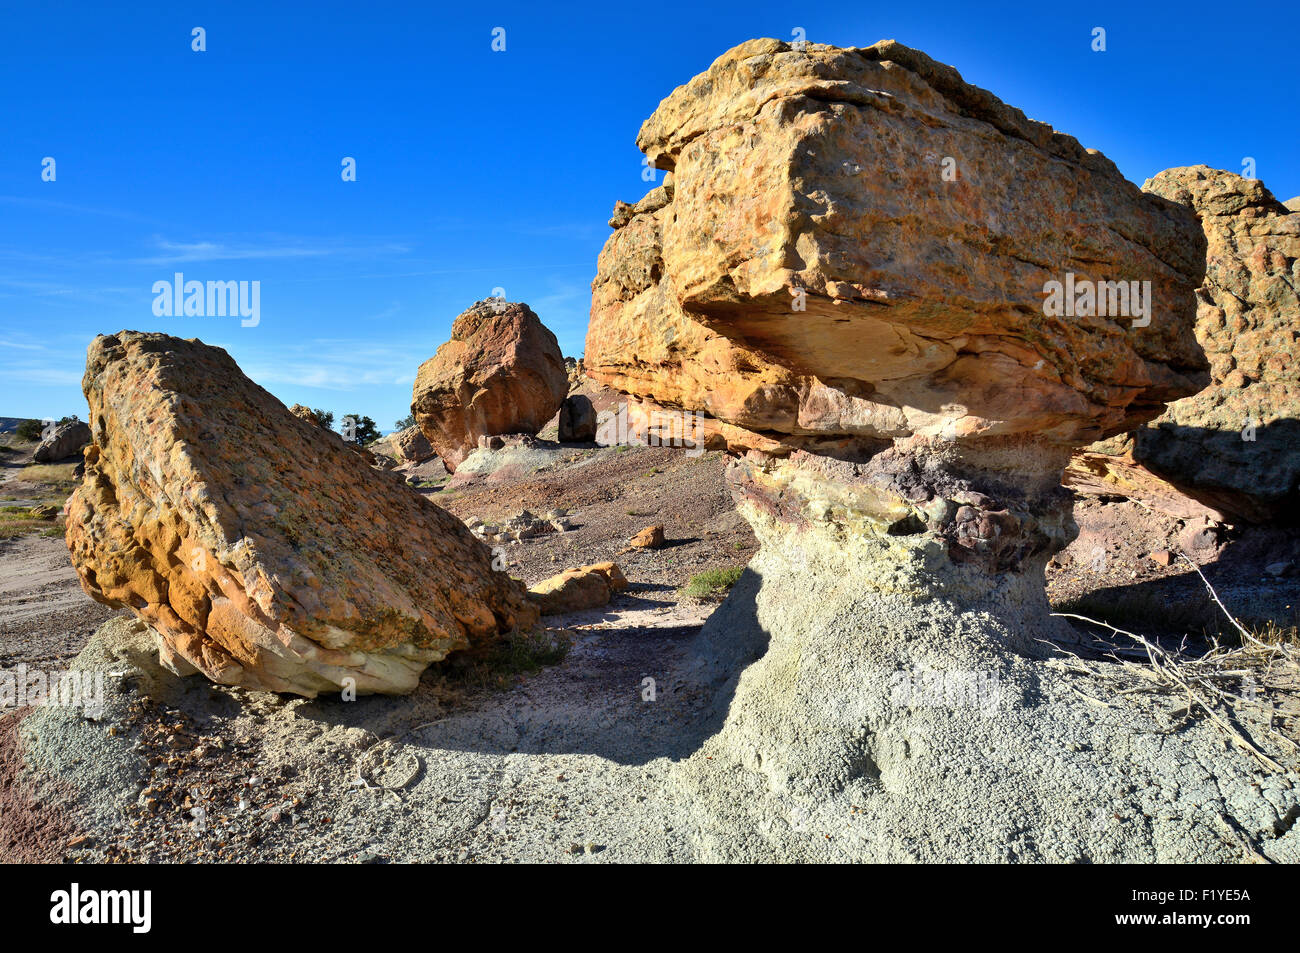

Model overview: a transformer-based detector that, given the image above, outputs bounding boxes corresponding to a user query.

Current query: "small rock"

[627,525,666,549]
[1148,549,1174,567]
[1264,561,1291,577]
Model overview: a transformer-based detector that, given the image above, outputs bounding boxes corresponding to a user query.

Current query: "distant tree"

[311,408,335,429]
[394,413,417,431]
[15,416,76,442]
[341,414,380,445]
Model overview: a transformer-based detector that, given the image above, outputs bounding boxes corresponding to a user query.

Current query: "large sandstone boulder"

[588,39,1207,451]
[581,40,1285,861]
[65,331,539,697]
[411,300,568,471]
[1070,166,1299,523]
[33,418,91,462]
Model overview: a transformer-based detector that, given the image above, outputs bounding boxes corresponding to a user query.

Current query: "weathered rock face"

[65,331,539,697]
[587,38,1207,456]
[1073,167,1299,523]
[34,418,91,462]
[412,301,568,471]
[588,39,1210,809]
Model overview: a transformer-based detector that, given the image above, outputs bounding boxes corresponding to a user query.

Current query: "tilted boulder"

[33,418,91,462]
[580,40,1290,862]
[1070,166,1299,523]
[65,331,539,697]
[411,300,568,471]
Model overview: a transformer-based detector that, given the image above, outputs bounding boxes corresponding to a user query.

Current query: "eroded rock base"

[671,502,1299,862]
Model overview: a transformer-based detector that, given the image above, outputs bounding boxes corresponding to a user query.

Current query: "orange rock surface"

[65,331,538,697]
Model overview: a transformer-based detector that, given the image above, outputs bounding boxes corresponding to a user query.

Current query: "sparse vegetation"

[394,413,417,430]
[681,566,744,598]
[444,628,571,691]
[0,509,57,540]
[16,462,79,487]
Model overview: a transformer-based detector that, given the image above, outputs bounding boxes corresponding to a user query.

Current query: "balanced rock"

[559,394,597,442]
[65,331,539,697]
[33,418,91,462]
[1072,166,1299,523]
[582,40,1279,862]
[411,300,568,471]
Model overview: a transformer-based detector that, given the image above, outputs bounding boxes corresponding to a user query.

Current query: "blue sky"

[2,1,1296,432]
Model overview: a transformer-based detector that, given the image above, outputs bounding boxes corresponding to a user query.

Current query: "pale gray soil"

[3,434,1299,863]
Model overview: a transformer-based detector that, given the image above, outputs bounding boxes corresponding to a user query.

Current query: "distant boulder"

[411,300,567,471]
[34,418,91,462]
[371,425,436,465]
[559,394,597,442]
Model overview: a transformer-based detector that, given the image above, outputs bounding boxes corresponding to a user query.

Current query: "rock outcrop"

[411,301,568,471]
[1070,167,1299,523]
[65,331,539,697]
[33,418,91,462]
[584,39,1249,859]
[288,404,326,428]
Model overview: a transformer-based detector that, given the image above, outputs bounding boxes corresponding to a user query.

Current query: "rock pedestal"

[583,39,1264,856]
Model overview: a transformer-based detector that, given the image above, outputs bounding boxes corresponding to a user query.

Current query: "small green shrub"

[681,566,745,599]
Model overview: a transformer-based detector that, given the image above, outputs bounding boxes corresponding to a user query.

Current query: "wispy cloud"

[231,336,427,393]
[0,195,152,223]
[130,236,413,266]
